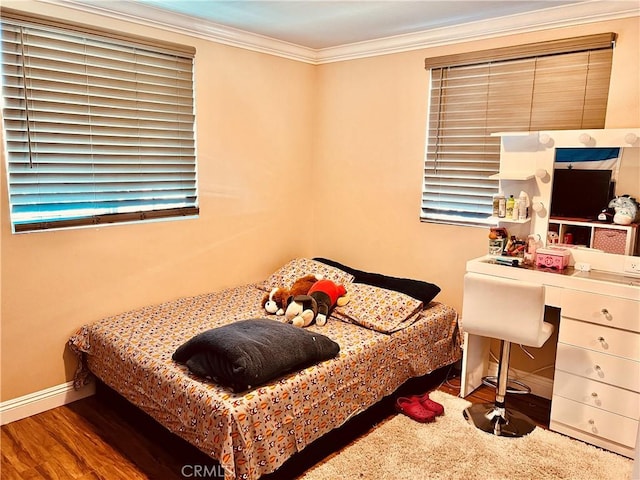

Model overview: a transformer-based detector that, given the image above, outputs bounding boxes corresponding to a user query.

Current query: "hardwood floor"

[1,367,551,479]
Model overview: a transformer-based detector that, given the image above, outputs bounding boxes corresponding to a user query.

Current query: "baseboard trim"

[487,361,554,400]
[0,381,95,426]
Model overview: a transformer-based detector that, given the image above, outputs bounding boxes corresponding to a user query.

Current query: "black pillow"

[172,319,340,392]
[313,257,441,304]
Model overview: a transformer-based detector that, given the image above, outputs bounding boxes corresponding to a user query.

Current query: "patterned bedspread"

[69,283,461,480]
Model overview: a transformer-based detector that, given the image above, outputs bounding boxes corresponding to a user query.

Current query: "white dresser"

[462,257,640,458]
[550,288,640,457]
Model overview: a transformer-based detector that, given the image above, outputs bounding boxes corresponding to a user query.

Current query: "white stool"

[461,272,554,437]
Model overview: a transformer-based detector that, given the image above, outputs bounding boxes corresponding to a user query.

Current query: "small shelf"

[489,172,535,181]
[549,217,636,230]
[488,216,532,224]
[549,218,639,255]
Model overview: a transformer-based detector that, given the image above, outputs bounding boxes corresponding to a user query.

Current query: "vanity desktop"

[461,129,640,458]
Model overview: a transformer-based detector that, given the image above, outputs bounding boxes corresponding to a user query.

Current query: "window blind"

[421,33,615,227]
[1,11,198,232]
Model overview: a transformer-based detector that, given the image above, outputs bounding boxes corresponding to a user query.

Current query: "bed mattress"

[69,283,461,480]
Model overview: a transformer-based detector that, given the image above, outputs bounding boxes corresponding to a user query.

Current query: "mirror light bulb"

[579,133,592,145]
[624,133,638,145]
[539,133,552,146]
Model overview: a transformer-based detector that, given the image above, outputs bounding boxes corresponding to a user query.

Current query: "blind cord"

[17,26,34,168]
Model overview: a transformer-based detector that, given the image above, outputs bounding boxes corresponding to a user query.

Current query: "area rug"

[301,391,633,480]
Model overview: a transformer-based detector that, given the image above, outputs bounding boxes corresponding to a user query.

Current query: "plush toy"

[285,279,350,327]
[261,274,320,316]
[608,195,640,226]
[284,295,318,327]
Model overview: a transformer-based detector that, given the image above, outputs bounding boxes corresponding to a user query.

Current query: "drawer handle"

[594,365,604,377]
[597,336,608,349]
[588,419,598,434]
[591,392,598,397]
[600,308,612,321]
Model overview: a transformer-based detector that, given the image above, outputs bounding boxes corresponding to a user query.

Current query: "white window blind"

[1,11,198,232]
[421,33,615,227]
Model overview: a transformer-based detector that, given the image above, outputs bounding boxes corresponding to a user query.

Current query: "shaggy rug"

[301,391,633,480]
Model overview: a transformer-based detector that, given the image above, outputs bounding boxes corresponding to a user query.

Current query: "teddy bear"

[285,279,350,327]
[261,274,320,316]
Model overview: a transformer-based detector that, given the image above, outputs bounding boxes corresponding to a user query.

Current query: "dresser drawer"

[561,290,640,333]
[550,396,638,448]
[558,318,640,361]
[555,343,640,392]
[552,370,640,419]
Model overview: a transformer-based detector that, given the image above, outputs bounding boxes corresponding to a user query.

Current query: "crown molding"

[30,0,640,65]
[317,1,640,63]
[35,0,318,63]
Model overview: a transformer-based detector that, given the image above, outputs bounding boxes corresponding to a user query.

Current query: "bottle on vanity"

[518,191,529,220]
[505,195,515,218]
[494,193,506,218]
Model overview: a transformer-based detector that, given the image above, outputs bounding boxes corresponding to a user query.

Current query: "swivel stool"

[461,272,554,437]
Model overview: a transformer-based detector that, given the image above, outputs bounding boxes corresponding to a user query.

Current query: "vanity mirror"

[495,128,640,271]
[548,146,639,256]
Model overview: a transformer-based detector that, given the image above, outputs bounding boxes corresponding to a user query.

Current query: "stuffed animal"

[285,279,350,327]
[261,274,320,315]
[608,195,640,225]
[284,295,318,327]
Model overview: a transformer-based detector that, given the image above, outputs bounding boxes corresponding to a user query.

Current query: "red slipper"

[414,392,445,416]
[395,396,436,423]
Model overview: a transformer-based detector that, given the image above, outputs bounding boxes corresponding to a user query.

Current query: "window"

[1,10,198,233]
[421,33,615,227]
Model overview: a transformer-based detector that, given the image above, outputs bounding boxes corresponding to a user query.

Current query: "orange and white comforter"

[69,284,461,480]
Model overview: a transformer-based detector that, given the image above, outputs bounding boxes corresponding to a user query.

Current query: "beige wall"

[0,2,316,401]
[1,1,638,402]
[312,19,640,377]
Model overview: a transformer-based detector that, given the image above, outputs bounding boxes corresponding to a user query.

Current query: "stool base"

[463,402,536,438]
[481,376,531,395]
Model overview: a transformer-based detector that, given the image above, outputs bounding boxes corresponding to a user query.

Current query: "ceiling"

[49,0,640,62]
[126,0,583,50]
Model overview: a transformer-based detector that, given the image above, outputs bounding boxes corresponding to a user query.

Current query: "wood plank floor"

[1,367,551,479]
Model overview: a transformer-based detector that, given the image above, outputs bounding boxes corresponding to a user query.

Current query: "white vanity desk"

[461,128,640,459]
[462,255,640,458]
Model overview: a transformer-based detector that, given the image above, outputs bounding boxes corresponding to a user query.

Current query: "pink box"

[536,247,570,270]
[593,227,627,255]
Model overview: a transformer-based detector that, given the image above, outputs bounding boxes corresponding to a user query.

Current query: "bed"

[69,258,461,480]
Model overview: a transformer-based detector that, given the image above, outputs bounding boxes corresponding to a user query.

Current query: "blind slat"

[0,8,195,57]
[424,33,615,69]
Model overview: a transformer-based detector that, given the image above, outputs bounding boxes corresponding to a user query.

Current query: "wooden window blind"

[421,33,615,226]
[1,10,198,232]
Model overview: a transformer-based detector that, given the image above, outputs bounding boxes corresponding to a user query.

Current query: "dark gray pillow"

[313,257,441,304]
[172,319,340,392]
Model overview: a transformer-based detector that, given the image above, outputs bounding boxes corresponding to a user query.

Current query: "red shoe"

[414,393,444,416]
[395,396,436,423]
